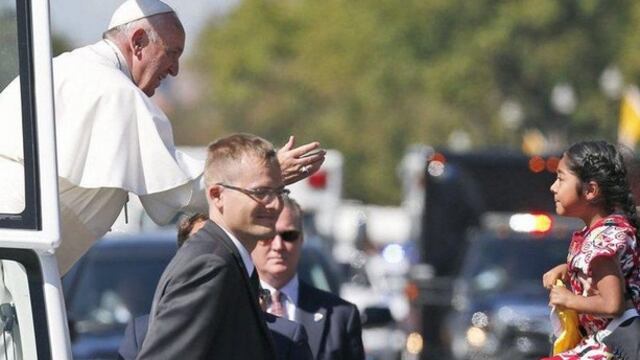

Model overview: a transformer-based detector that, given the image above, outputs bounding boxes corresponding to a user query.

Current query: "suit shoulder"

[179,223,236,260]
[163,236,235,281]
[163,223,241,281]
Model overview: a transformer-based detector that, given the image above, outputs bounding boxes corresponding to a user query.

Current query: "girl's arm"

[549,256,625,317]
[543,263,568,289]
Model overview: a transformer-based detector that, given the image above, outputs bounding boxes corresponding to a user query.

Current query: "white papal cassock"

[0,39,207,274]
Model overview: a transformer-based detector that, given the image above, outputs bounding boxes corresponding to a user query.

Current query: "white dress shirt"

[260,275,300,321]
[219,226,254,277]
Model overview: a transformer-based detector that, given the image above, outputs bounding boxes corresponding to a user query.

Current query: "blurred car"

[62,229,344,360]
[443,213,576,360]
[339,242,414,360]
[62,232,176,359]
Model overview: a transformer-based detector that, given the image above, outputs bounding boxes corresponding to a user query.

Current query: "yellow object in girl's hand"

[550,279,582,355]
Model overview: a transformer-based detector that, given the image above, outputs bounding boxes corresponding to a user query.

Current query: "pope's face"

[252,206,303,286]
[133,20,184,96]
[219,157,285,245]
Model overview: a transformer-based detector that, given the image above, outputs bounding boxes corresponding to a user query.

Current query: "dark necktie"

[250,269,260,298]
[251,270,271,306]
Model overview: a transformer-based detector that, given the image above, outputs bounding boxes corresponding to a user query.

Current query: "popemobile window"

[0,0,25,218]
[0,0,61,359]
[0,0,41,229]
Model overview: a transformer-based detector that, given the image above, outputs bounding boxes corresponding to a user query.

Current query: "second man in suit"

[252,197,366,360]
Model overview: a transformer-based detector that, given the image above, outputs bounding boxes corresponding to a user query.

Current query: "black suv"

[443,230,570,360]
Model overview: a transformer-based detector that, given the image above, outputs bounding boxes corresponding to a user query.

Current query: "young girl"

[542,140,640,359]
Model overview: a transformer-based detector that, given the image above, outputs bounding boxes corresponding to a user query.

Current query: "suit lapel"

[206,222,259,302]
[297,282,328,358]
[206,221,277,356]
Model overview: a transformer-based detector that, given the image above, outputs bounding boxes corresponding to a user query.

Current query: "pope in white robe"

[0,0,325,275]
[0,37,207,274]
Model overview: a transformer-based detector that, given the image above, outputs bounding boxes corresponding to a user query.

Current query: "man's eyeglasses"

[217,183,290,204]
[260,230,301,244]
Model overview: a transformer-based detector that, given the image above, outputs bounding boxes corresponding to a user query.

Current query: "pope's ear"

[129,28,148,54]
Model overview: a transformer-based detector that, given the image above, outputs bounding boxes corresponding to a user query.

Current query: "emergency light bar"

[509,213,552,233]
[481,212,583,237]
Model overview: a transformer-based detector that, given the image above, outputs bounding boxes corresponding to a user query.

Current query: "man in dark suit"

[119,211,312,360]
[119,312,312,360]
[252,197,365,360]
[137,134,287,359]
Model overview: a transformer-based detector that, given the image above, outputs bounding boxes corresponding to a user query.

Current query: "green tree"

[181,0,640,203]
[0,7,72,89]
[0,10,19,89]
[52,33,73,57]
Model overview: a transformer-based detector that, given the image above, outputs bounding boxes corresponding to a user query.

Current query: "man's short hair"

[204,133,279,186]
[282,196,303,230]
[176,213,208,247]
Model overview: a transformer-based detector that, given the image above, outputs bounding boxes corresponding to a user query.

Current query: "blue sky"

[50,0,238,55]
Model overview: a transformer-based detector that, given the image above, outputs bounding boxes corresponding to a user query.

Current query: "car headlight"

[466,326,487,347]
[465,326,500,355]
[464,312,499,354]
[405,332,423,355]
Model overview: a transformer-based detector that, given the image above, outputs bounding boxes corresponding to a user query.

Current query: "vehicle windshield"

[462,236,569,294]
[64,248,174,335]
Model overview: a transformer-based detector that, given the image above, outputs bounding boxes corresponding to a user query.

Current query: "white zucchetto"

[107,0,175,30]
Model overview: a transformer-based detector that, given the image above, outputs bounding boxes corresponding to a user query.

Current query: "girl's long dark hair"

[564,140,640,238]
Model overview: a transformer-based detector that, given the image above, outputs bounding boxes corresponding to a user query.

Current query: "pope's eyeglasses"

[217,183,289,204]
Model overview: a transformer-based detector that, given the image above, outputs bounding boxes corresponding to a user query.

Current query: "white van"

[0,0,72,358]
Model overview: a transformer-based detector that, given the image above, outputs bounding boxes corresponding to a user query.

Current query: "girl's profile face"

[550,155,586,217]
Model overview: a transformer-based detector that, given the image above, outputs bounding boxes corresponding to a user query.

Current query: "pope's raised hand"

[277,136,326,185]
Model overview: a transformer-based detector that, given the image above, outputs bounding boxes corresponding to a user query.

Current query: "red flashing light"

[431,152,446,164]
[308,170,327,189]
[529,156,545,173]
[405,282,419,302]
[546,156,560,173]
[533,214,553,233]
